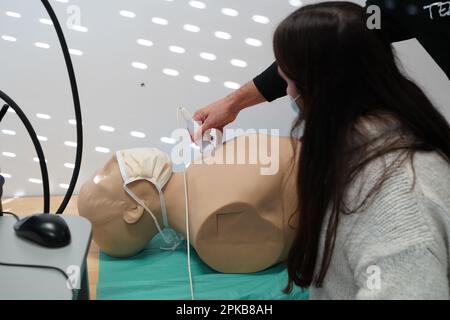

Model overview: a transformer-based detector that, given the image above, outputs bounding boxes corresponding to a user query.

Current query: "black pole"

[0,92,50,213]
[40,0,83,214]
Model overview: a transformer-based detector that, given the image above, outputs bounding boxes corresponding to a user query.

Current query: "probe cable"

[176,107,195,300]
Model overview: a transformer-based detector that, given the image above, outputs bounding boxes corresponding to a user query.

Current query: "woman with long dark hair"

[274,1,450,299]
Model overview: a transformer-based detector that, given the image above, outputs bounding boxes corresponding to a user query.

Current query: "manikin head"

[77,153,167,257]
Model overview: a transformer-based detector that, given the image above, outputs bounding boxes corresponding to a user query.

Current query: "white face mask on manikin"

[289,94,301,114]
[116,148,184,251]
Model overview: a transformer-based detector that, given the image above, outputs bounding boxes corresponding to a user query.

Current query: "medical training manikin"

[77,133,300,273]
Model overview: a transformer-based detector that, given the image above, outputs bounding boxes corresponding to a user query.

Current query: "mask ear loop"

[159,190,170,228]
[122,184,172,245]
[158,190,184,251]
[117,151,183,250]
[177,106,195,300]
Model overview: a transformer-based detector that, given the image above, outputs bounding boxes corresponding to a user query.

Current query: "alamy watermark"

[366,5,382,30]
[66,5,82,30]
[66,264,81,290]
[170,128,281,176]
[366,265,382,290]
[53,3,86,32]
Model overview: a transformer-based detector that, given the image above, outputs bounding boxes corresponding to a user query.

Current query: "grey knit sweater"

[310,150,450,300]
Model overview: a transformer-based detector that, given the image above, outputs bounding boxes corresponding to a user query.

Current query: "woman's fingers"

[192,109,206,122]
[192,97,240,142]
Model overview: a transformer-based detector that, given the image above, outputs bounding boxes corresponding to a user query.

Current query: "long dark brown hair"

[274,1,450,291]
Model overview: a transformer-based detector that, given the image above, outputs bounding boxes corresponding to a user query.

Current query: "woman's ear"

[123,205,145,224]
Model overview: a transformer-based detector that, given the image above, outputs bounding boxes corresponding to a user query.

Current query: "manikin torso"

[78,134,300,273]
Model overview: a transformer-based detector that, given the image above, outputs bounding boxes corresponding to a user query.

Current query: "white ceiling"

[1,0,449,201]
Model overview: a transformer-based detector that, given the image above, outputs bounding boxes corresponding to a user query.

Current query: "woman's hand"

[192,98,239,141]
[192,81,266,141]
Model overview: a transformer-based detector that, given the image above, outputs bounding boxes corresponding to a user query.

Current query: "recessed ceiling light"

[137,39,153,47]
[59,183,69,189]
[245,38,263,47]
[221,8,239,17]
[71,25,88,32]
[200,52,217,61]
[194,75,210,83]
[252,15,270,24]
[163,68,180,76]
[230,59,247,68]
[183,24,200,32]
[189,1,206,9]
[35,42,50,49]
[169,45,186,54]
[37,136,48,142]
[2,129,16,136]
[131,62,148,70]
[69,48,83,56]
[39,18,53,25]
[2,152,16,158]
[230,59,248,68]
[224,81,241,90]
[36,113,51,120]
[0,173,11,179]
[214,31,232,40]
[1,35,17,42]
[289,0,303,7]
[130,131,146,138]
[33,157,47,163]
[68,119,76,125]
[95,147,110,154]
[64,163,75,169]
[29,178,42,184]
[64,141,77,148]
[99,125,115,132]
[152,17,169,25]
[119,10,136,18]
[55,0,69,3]
[6,11,21,18]
[161,137,177,144]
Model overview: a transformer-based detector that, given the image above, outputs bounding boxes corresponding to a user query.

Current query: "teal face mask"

[289,94,301,114]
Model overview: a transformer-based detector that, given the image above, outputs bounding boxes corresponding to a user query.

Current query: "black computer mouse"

[14,214,71,248]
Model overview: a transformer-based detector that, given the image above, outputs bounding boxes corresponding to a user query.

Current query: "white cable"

[177,107,195,300]
[183,168,195,300]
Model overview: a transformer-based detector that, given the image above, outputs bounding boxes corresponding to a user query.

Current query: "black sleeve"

[253,1,414,103]
[365,0,413,42]
[253,62,287,102]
